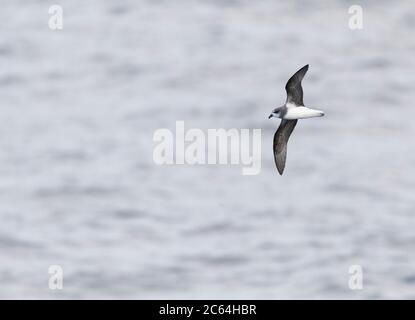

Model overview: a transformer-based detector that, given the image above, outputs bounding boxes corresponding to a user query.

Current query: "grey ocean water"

[0,0,415,299]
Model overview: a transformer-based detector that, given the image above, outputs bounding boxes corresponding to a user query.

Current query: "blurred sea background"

[0,0,415,299]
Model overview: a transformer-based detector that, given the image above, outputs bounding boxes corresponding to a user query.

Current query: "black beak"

[268,114,273,119]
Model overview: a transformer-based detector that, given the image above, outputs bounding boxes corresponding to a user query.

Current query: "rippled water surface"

[0,0,415,299]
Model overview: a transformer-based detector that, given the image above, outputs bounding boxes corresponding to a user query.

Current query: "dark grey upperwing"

[285,64,309,106]
[273,120,298,175]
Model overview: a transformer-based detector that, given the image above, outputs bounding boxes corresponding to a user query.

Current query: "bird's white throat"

[283,106,324,120]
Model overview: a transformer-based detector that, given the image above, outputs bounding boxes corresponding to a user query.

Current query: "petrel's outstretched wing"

[285,64,309,106]
[273,120,298,175]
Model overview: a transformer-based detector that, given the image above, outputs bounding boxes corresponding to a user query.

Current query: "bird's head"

[268,107,283,119]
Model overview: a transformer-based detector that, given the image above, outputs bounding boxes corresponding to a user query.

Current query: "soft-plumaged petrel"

[268,65,324,175]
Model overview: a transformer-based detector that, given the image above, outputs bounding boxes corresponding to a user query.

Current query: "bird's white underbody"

[282,106,325,120]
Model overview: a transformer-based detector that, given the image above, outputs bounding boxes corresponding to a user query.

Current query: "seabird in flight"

[268,65,324,175]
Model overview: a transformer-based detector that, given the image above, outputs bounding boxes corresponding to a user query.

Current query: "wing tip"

[275,154,286,175]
